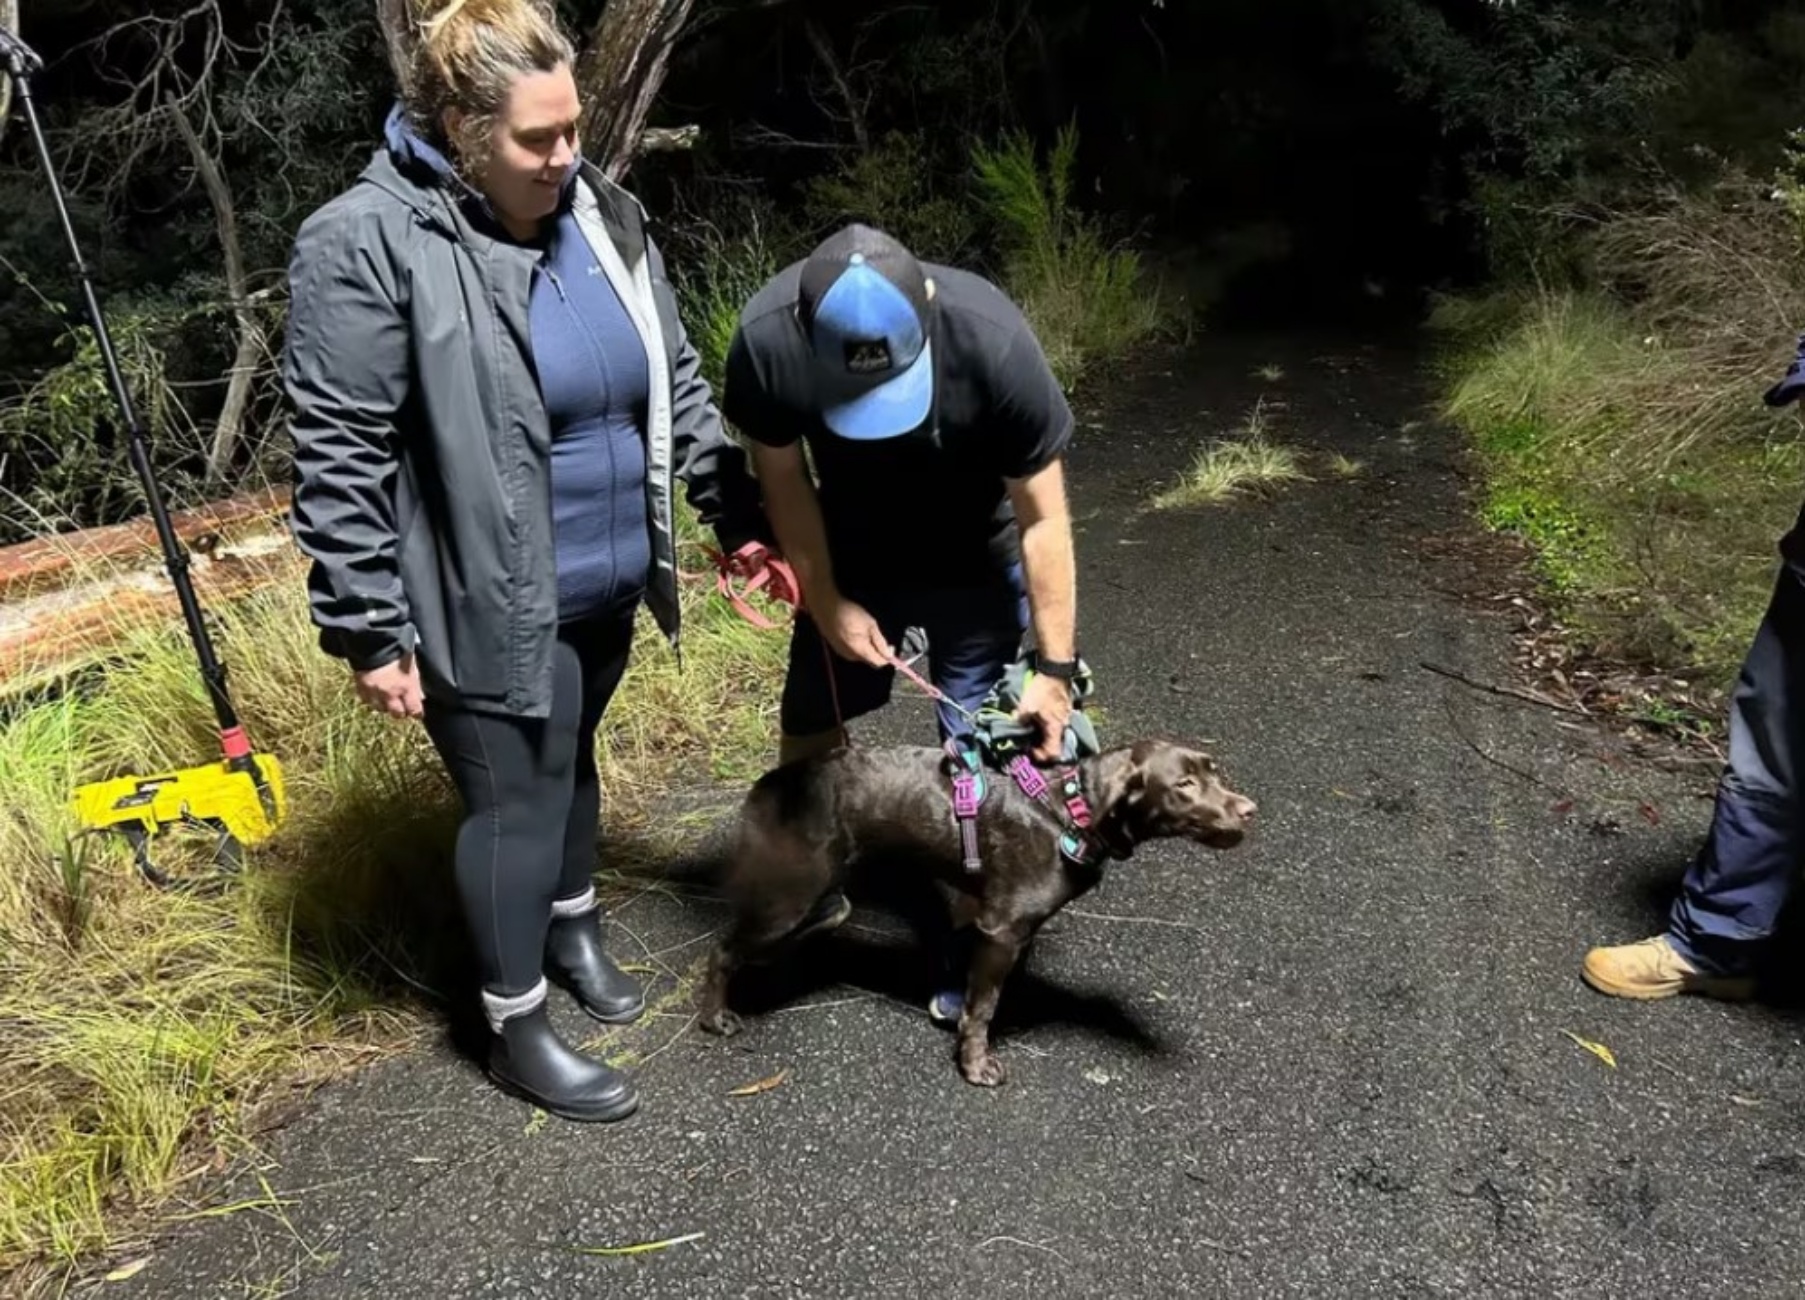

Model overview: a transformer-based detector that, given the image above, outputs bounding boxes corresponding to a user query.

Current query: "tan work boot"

[1582,934,1756,1002]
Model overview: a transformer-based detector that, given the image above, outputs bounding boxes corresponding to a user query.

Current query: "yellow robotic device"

[72,748,287,888]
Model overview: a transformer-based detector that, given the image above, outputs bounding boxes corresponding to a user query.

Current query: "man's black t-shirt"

[723,261,1073,592]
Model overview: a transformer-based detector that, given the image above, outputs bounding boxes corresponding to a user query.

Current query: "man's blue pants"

[1668,565,1805,974]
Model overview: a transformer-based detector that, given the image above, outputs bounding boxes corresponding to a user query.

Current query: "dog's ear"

[1094,762,1147,858]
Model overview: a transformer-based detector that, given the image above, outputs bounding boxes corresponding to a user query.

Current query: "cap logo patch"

[844,340,893,374]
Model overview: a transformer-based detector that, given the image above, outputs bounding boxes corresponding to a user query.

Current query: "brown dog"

[696,737,1257,1086]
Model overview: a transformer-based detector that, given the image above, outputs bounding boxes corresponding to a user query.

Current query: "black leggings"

[422,612,635,996]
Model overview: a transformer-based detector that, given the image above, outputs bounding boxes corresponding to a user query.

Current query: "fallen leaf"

[1083,1067,1112,1085]
[1551,798,1575,816]
[525,1108,548,1136]
[1562,1030,1618,1069]
[727,1069,788,1097]
[1638,801,1662,827]
[572,1231,705,1258]
[105,1258,151,1282]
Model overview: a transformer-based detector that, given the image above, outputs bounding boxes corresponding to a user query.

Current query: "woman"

[283,0,768,1122]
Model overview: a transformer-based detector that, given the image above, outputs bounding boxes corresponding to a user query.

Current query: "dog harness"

[943,740,1105,874]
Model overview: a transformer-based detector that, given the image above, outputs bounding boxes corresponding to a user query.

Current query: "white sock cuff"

[482,978,547,1033]
[550,886,598,920]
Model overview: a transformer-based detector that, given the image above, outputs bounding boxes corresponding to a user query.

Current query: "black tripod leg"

[4,38,246,747]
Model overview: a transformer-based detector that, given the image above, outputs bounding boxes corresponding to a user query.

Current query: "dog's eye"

[1176,775,1200,791]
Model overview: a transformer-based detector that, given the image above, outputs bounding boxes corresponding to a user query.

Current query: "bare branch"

[803,18,869,153]
[641,124,702,153]
[731,121,845,152]
[688,0,804,38]
[168,97,262,481]
[69,0,243,197]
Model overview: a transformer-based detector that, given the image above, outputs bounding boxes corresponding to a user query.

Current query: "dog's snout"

[1233,795,1257,821]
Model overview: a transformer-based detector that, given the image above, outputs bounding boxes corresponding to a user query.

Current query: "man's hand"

[1015,670,1074,762]
[353,654,425,719]
[815,594,893,668]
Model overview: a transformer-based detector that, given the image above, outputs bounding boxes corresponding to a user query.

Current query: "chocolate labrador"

[696,737,1257,1086]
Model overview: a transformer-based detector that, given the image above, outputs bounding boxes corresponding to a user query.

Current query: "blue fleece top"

[531,216,652,621]
[383,107,652,624]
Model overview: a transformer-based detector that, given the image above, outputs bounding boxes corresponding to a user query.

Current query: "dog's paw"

[959,1051,1007,1087]
[698,1008,744,1038]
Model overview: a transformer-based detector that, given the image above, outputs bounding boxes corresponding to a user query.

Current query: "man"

[1583,335,1805,1001]
[724,222,1081,764]
[723,223,1082,1022]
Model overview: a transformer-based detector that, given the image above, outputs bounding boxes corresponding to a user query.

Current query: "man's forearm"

[1019,513,1076,662]
[751,444,839,610]
[1009,458,1077,663]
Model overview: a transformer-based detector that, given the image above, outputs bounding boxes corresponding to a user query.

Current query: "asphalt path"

[123,333,1805,1298]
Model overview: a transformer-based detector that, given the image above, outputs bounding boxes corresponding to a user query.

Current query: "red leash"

[704,541,803,631]
[705,541,968,734]
[704,541,844,732]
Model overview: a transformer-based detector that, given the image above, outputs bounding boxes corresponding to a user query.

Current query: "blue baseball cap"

[1766,332,1805,408]
[797,224,934,441]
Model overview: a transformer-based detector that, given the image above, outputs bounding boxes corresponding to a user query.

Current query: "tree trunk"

[170,100,262,482]
[0,0,18,135]
[576,0,698,182]
[374,0,417,104]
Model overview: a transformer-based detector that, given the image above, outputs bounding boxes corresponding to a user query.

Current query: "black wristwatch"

[1038,656,1079,683]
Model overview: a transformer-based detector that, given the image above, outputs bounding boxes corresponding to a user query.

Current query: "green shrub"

[802,132,980,264]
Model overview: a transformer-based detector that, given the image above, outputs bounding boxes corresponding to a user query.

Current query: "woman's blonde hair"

[381,0,576,172]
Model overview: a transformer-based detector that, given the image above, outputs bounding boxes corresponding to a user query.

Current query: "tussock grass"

[0,508,787,1293]
[667,200,788,395]
[972,124,1181,391]
[1150,400,1311,510]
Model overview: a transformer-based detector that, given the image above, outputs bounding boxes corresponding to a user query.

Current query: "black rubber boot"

[545,897,645,1024]
[485,982,639,1123]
